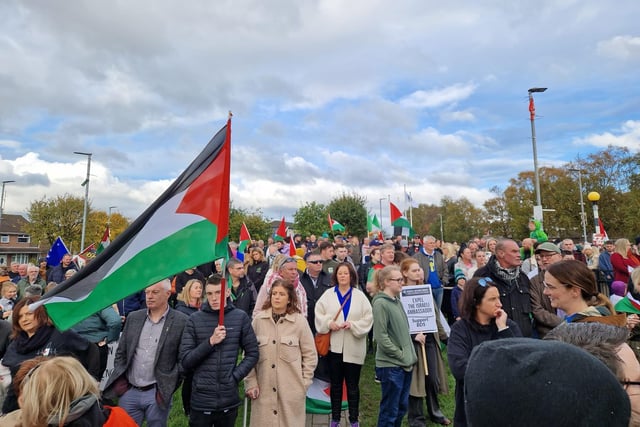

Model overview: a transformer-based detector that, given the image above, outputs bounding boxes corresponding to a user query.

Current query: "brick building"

[0,214,45,266]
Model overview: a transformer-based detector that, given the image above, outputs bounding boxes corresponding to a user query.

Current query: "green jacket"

[372,292,417,371]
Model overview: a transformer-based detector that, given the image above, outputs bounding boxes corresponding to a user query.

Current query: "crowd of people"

[0,231,639,426]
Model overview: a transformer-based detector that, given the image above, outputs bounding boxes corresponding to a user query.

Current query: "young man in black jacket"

[179,274,259,427]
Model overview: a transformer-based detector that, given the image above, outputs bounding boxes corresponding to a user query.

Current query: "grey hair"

[544,323,629,380]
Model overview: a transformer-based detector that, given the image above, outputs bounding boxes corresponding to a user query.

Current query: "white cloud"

[573,120,640,151]
[440,110,476,122]
[597,35,640,61]
[399,83,477,109]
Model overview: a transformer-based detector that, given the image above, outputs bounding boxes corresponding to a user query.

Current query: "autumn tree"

[25,194,86,249]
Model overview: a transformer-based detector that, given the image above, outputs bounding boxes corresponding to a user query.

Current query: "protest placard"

[400,284,437,334]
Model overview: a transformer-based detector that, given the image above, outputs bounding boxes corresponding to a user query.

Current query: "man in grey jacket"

[103,279,188,427]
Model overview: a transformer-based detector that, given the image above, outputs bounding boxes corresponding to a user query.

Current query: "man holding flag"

[179,273,258,427]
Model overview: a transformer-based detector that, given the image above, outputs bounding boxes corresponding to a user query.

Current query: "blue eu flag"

[46,237,70,267]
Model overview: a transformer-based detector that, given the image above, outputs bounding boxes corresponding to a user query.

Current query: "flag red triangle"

[389,202,403,223]
[276,217,287,239]
[289,235,296,256]
[176,119,231,243]
[239,222,251,242]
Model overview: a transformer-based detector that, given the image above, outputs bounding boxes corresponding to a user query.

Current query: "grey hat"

[535,241,561,254]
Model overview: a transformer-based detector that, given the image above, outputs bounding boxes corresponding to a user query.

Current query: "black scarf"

[14,324,55,355]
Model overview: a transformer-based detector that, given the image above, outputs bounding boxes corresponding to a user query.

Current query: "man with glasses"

[474,239,534,337]
[528,242,563,338]
[227,258,257,317]
[300,251,332,334]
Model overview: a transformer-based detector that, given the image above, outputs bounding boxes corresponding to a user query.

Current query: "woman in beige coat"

[315,262,373,427]
[245,279,317,427]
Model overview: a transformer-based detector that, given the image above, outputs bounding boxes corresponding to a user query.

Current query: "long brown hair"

[12,298,51,339]
[262,279,299,314]
[458,277,498,322]
[546,260,615,313]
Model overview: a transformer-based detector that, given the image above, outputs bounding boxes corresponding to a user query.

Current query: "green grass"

[166,349,456,426]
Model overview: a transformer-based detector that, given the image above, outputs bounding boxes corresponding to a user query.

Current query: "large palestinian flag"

[40,119,232,331]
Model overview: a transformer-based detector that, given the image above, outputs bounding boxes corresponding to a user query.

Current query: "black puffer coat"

[179,301,258,412]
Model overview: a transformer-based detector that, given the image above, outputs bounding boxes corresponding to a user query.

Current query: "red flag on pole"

[275,217,287,241]
[289,235,297,256]
[598,218,609,240]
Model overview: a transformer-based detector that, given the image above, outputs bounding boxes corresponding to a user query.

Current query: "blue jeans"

[118,386,171,427]
[431,286,444,311]
[375,366,412,427]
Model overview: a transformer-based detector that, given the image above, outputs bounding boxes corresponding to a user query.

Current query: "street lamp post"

[379,198,385,228]
[74,152,92,251]
[569,168,588,244]
[0,180,15,228]
[438,213,444,242]
[587,192,601,237]
[108,206,117,225]
[528,87,547,223]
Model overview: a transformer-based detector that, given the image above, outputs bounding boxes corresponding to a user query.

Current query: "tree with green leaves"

[293,201,327,237]
[228,204,272,243]
[326,192,367,237]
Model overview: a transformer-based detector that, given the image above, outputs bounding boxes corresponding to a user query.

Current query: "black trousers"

[189,408,238,427]
[328,351,362,423]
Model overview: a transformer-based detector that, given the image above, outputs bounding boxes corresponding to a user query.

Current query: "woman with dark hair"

[447,277,522,427]
[245,279,317,427]
[544,259,625,326]
[400,258,451,426]
[315,262,373,427]
[1,298,100,413]
[246,247,270,292]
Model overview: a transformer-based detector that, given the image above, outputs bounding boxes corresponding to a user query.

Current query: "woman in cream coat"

[315,262,373,427]
[245,279,317,427]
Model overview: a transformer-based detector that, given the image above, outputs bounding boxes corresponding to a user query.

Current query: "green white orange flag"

[390,201,416,238]
[274,217,287,241]
[96,226,110,255]
[328,213,345,233]
[39,119,232,331]
[238,222,251,253]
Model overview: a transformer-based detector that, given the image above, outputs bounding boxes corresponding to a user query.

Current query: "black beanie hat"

[465,338,630,427]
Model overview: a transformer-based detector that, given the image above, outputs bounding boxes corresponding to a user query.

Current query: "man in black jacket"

[299,251,332,335]
[473,239,534,337]
[179,274,258,427]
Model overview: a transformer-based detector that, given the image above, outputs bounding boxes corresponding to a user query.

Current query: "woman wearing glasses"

[372,265,417,427]
[447,277,522,427]
[544,259,625,326]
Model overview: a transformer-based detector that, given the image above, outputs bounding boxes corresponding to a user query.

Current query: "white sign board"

[400,284,438,334]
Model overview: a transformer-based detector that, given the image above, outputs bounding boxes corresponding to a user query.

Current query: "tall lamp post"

[438,213,444,243]
[108,206,117,225]
[0,180,15,228]
[528,87,547,222]
[379,198,385,228]
[587,192,601,237]
[74,152,92,251]
[569,168,588,244]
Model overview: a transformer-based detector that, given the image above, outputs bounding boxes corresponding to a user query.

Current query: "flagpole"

[409,191,413,227]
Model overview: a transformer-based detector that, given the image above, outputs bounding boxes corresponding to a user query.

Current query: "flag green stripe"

[46,220,219,330]
[392,217,411,228]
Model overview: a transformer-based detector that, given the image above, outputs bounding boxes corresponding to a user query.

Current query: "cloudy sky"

[2,0,639,227]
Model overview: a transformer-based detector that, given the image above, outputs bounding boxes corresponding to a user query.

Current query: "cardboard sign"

[400,285,438,334]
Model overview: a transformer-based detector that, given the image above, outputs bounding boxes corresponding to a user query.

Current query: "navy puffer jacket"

[179,301,258,412]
